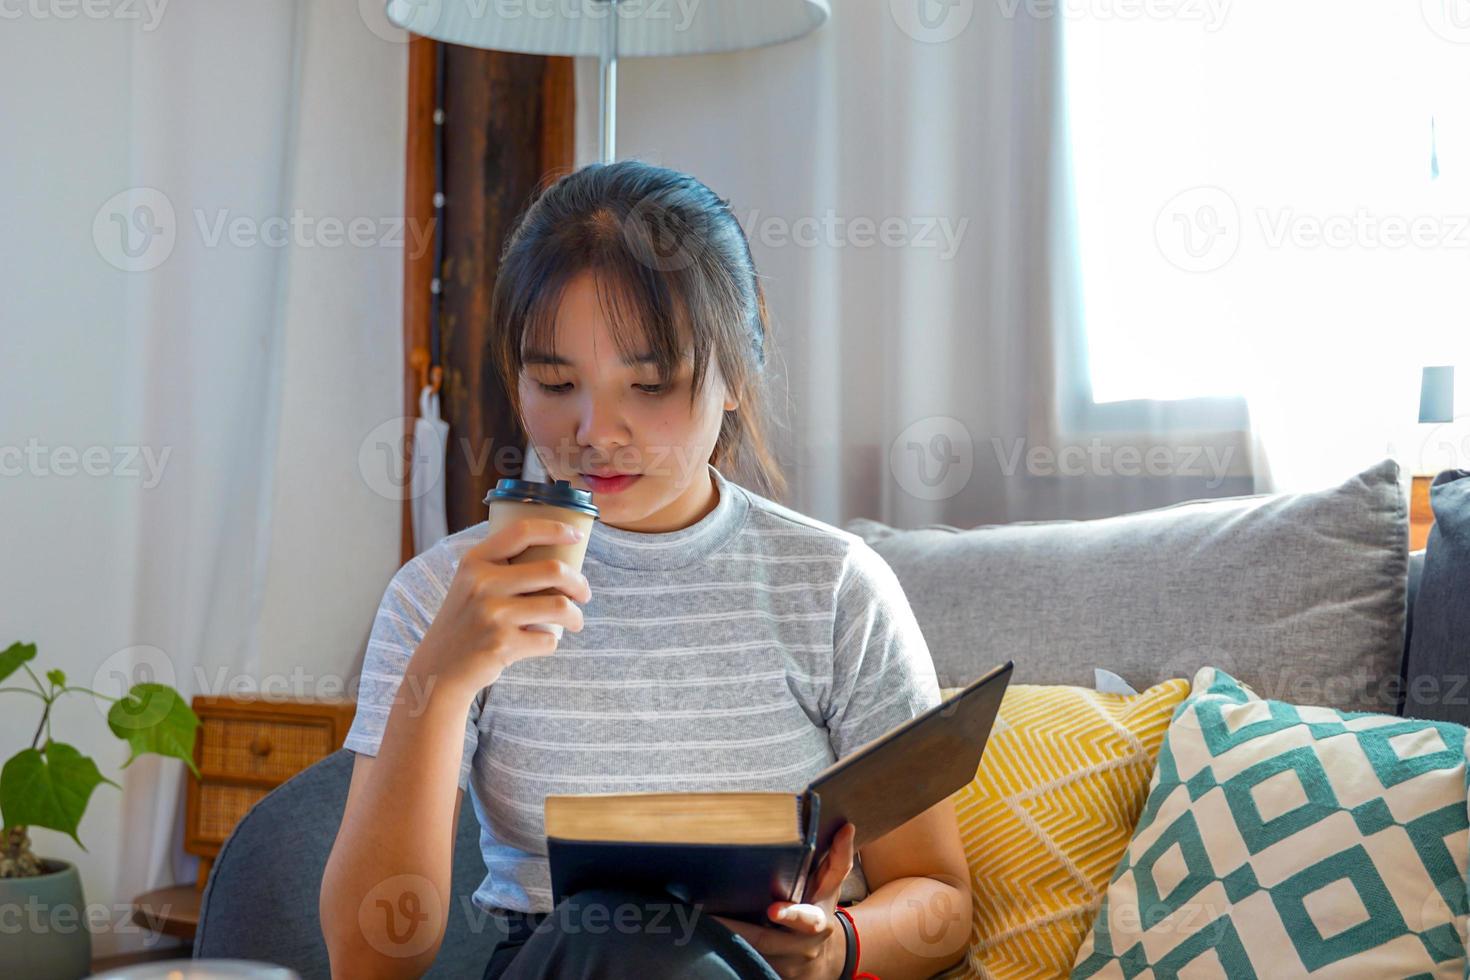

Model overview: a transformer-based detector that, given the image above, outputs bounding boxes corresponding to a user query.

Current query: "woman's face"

[518,270,739,533]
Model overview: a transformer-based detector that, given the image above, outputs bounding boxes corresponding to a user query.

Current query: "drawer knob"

[249,735,273,757]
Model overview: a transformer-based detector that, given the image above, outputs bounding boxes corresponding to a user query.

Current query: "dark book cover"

[545,660,1013,922]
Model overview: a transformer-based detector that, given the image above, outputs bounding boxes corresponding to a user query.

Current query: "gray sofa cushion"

[845,459,1407,714]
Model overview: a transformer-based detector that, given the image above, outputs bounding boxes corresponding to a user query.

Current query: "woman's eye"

[534,382,668,395]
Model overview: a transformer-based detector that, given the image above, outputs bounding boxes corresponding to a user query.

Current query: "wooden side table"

[130,695,356,944]
[185,695,357,889]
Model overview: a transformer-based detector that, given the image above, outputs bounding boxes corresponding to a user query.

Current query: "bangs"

[515,249,708,402]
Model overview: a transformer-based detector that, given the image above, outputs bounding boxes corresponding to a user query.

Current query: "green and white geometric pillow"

[1072,666,1470,979]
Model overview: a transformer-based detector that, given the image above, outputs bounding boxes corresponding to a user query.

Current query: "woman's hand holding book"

[712,822,858,980]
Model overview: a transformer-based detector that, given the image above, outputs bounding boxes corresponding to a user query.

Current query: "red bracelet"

[833,906,879,980]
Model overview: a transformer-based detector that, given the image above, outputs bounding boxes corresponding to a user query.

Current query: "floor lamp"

[386,0,828,482]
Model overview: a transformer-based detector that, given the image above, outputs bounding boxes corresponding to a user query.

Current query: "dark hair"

[490,159,787,502]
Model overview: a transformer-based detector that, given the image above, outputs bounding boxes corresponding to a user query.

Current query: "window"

[1059,1,1468,434]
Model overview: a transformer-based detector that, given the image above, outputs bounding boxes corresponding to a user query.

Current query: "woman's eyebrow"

[522,351,669,367]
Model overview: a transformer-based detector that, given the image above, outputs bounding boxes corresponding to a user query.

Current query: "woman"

[321,161,972,980]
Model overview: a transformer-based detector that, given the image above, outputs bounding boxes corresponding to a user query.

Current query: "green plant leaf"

[107,683,200,779]
[0,642,36,684]
[46,669,66,689]
[0,743,118,850]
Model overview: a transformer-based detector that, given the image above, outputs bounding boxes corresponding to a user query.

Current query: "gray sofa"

[196,460,1445,978]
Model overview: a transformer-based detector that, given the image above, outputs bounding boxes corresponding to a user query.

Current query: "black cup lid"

[484,478,600,520]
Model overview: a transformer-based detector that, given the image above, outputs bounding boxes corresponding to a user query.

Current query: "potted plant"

[0,641,199,979]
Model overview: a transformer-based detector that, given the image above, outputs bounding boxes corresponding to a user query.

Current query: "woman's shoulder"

[739,487,858,545]
[388,522,490,599]
[734,486,892,579]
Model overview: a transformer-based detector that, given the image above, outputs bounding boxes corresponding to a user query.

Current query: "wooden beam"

[401,47,576,559]
[401,35,438,564]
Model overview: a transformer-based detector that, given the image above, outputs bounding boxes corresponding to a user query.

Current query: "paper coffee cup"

[484,478,599,641]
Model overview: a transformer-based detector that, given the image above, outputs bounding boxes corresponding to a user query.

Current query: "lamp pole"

[598,0,619,163]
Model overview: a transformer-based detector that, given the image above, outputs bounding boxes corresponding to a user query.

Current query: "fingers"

[809,822,857,908]
[494,558,592,604]
[713,913,829,960]
[767,901,827,931]
[501,592,586,634]
[467,517,586,564]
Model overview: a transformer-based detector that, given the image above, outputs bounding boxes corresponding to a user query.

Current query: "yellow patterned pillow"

[935,679,1191,980]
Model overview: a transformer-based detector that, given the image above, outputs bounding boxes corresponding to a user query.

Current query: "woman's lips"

[581,473,641,494]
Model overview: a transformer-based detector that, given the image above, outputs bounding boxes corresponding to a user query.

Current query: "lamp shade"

[384,0,830,57]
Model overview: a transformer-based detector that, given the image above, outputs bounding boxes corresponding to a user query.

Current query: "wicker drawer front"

[195,783,272,844]
[198,716,334,782]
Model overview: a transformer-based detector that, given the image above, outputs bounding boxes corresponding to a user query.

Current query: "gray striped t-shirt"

[343,462,942,914]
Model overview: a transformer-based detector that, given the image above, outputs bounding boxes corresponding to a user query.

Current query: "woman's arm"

[319,518,588,976]
[319,660,478,979]
[843,796,973,979]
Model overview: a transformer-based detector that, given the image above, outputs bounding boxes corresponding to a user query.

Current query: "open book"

[543,660,1013,921]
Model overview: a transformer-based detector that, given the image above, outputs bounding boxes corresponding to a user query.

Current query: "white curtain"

[92,0,409,958]
[579,0,1261,530]
[107,2,302,954]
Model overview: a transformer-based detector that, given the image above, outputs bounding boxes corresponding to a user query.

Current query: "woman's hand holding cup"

[410,517,592,701]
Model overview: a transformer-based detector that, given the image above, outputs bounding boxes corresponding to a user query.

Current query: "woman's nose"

[575,392,631,450]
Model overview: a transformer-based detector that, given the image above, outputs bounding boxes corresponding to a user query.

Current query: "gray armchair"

[194,748,503,978]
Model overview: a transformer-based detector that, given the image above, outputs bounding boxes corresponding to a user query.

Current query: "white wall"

[1,12,151,959]
[2,5,407,960]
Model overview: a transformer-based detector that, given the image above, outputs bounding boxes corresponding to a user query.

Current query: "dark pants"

[482,888,782,979]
